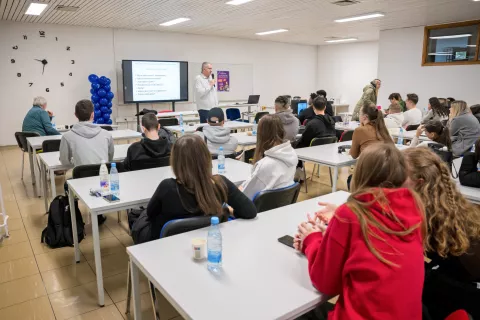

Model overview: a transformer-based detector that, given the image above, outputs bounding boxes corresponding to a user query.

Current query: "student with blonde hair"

[295,143,425,320]
[403,148,480,319]
[449,100,480,156]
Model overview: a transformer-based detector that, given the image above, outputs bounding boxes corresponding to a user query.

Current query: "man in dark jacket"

[316,90,334,117]
[123,113,171,171]
[295,97,336,149]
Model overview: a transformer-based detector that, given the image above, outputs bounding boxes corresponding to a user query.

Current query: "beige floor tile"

[80,237,125,261]
[0,241,33,263]
[22,212,48,230]
[0,228,29,247]
[0,256,39,284]
[0,273,46,309]
[48,281,113,320]
[6,217,24,231]
[0,296,55,320]
[41,261,96,294]
[116,292,155,320]
[82,223,115,242]
[35,247,86,272]
[104,218,129,237]
[103,272,149,303]
[31,239,64,255]
[87,252,129,278]
[66,304,124,320]
[18,198,47,216]
[2,200,21,218]
[25,223,46,240]
[116,234,134,247]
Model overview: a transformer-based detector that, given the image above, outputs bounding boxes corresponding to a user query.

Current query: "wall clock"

[10,30,75,93]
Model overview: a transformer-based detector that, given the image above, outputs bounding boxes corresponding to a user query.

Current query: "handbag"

[428,143,458,178]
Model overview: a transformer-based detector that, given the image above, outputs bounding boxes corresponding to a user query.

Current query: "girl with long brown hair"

[131,135,257,244]
[240,114,298,199]
[404,147,480,319]
[294,143,425,320]
[421,97,449,124]
[411,120,452,150]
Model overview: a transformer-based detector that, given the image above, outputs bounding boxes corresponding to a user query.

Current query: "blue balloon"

[96,118,105,124]
[94,103,101,110]
[88,74,98,83]
[91,95,100,103]
[100,106,108,113]
[97,89,107,97]
[107,92,114,100]
[94,110,102,118]
[102,113,110,120]
[90,88,96,95]
[98,76,107,85]
[107,108,113,115]
[106,119,113,125]
[103,85,111,92]
[105,78,111,86]
[91,83,100,90]
[107,102,112,108]
[99,98,108,106]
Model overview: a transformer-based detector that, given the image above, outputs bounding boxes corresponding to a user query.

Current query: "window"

[422,20,480,66]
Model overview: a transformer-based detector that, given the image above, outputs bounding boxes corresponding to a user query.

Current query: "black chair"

[252,183,301,213]
[302,136,338,192]
[128,156,170,171]
[158,118,179,127]
[100,126,113,131]
[41,139,61,152]
[72,162,125,179]
[333,116,343,123]
[406,124,420,131]
[254,112,269,124]
[14,131,40,180]
[339,130,354,142]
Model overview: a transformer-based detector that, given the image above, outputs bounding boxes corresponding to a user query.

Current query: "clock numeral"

[39,31,45,38]
[56,37,58,41]
[11,59,15,64]
[66,46,70,51]
[71,60,75,64]
[60,82,64,87]
[17,73,21,77]
[69,72,73,76]
[29,83,33,87]
[12,45,18,50]
[23,35,27,40]
[46,88,50,92]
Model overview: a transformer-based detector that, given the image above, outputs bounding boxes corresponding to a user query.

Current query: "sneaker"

[98,215,107,225]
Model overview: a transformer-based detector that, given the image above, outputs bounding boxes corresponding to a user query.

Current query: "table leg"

[332,167,339,192]
[28,143,35,187]
[91,211,105,307]
[50,169,56,198]
[41,163,49,213]
[130,259,143,320]
[69,187,81,263]
[33,148,40,197]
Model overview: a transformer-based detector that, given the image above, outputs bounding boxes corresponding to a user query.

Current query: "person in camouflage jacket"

[352,79,381,121]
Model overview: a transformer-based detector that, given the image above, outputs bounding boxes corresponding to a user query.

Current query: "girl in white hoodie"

[240,114,298,200]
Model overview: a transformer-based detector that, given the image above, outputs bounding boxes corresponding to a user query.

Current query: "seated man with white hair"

[22,96,60,136]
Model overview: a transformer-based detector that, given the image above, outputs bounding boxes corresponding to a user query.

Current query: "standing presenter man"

[195,62,218,123]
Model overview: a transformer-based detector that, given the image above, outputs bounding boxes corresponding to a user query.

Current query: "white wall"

[0,21,317,146]
[316,41,379,110]
[378,26,480,109]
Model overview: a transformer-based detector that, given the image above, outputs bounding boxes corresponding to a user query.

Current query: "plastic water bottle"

[110,163,120,197]
[179,114,184,127]
[51,116,56,128]
[181,128,185,136]
[207,216,222,272]
[252,121,257,136]
[397,127,404,146]
[99,160,109,195]
[218,147,225,174]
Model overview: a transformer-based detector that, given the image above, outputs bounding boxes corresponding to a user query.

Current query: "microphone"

[211,73,215,87]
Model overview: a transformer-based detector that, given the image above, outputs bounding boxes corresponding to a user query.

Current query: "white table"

[26,129,141,196]
[66,158,253,306]
[219,103,258,122]
[57,124,119,133]
[335,121,359,131]
[231,132,257,149]
[37,144,131,212]
[166,121,254,135]
[127,191,350,320]
[391,130,430,142]
[156,111,198,118]
[453,158,480,205]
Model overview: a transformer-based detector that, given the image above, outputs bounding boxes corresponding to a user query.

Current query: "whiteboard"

[189,62,254,102]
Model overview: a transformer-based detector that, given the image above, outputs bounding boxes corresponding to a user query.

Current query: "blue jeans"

[198,110,209,124]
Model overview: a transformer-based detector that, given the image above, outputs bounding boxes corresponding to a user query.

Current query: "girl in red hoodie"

[294,143,426,320]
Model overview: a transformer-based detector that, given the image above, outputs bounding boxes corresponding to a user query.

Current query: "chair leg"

[311,164,316,181]
[21,152,25,180]
[303,162,308,193]
[329,168,333,186]
[117,211,121,223]
[125,263,132,314]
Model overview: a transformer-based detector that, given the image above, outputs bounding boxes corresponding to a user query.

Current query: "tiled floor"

[0,146,348,319]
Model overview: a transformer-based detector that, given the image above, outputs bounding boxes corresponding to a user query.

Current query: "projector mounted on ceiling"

[55,5,79,12]
[332,0,361,6]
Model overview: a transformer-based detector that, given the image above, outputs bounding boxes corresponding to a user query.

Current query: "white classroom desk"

[453,158,480,205]
[127,190,350,320]
[166,121,253,134]
[231,132,257,149]
[66,158,253,307]
[37,144,131,212]
[57,124,119,133]
[26,129,141,196]
[335,121,359,131]
[156,111,198,118]
[391,130,430,142]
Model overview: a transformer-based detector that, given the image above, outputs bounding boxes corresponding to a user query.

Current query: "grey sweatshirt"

[195,125,238,155]
[421,109,448,124]
[59,122,114,166]
[450,111,480,156]
[276,110,299,141]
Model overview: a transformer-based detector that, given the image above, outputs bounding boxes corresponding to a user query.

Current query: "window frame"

[422,20,480,66]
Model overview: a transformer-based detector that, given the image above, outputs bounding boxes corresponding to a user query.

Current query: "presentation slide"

[122,60,188,103]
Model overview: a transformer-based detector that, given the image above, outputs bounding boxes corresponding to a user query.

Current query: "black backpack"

[41,195,85,248]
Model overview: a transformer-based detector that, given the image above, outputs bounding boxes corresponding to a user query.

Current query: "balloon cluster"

[88,74,114,125]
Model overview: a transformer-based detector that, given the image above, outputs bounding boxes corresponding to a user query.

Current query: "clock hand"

[35,59,43,62]
[42,64,45,75]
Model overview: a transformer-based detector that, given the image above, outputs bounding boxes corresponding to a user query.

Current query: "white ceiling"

[1,0,480,45]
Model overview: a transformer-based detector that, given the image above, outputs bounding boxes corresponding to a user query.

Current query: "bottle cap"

[219,146,223,151]
[211,216,219,225]
[111,163,116,167]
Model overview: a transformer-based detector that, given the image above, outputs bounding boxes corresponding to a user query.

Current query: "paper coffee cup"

[192,238,206,260]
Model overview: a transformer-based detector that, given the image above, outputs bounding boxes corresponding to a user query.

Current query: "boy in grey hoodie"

[275,95,299,141]
[195,107,238,155]
[60,100,114,166]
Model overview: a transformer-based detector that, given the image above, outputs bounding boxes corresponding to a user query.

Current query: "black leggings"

[296,302,335,320]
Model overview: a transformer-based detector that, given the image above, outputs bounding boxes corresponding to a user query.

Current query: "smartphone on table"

[278,235,294,248]
[103,194,120,203]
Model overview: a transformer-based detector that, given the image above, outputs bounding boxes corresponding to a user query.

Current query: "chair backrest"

[100,126,113,131]
[310,136,337,146]
[253,183,301,213]
[226,108,241,121]
[158,118,178,127]
[332,116,343,123]
[72,162,125,179]
[41,139,61,153]
[160,216,212,238]
[339,130,354,142]
[254,112,269,123]
[444,310,472,320]
[14,132,40,152]
[129,156,170,171]
[406,124,420,131]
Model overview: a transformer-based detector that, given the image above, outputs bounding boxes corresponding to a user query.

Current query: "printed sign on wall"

[217,71,230,92]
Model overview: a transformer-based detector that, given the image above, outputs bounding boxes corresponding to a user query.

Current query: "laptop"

[246,95,260,104]
[292,99,308,114]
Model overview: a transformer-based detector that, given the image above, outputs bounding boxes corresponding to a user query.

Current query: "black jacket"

[295,113,336,149]
[298,107,315,125]
[123,136,170,171]
[459,152,480,188]
[325,101,334,117]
